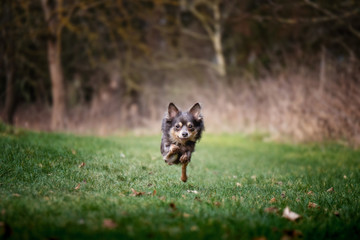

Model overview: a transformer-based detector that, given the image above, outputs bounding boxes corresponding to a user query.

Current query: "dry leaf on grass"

[307,191,314,195]
[327,187,334,193]
[251,175,257,181]
[12,193,20,197]
[103,219,117,229]
[253,237,267,240]
[269,197,276,203]
[190,225,199,231]
[264,207,279,213]
[71,149,76,155]
[236,182,242,187]
[169,203,177,210]
[74,184,81,190]
[130,188,145,197]
[214,201,221,207]
[308,202,319,209]
[183,213,191,218]
[78,162,85,168]
[282,207,301,221]
[281,229,303,240]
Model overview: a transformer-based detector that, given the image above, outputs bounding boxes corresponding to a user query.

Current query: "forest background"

[1,0,359,145]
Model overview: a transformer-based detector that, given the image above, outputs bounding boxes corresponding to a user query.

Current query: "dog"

[160,102,204,182]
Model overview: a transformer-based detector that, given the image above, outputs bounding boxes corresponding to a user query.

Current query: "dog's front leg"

[180,151,191,182]
[179,151,191,164]
[163,144,180,164]
[181,162,189,182]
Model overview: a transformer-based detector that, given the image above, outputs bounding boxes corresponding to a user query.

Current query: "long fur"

[160,103,204,165]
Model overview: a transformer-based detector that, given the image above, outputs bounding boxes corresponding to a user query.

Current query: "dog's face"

[166,103,204,144]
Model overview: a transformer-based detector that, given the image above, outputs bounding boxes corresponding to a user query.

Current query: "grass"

[1,126,360,239]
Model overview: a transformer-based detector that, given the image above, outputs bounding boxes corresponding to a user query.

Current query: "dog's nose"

[182,132,188,137]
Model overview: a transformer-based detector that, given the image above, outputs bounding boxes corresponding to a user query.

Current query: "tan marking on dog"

[170,127,198,145]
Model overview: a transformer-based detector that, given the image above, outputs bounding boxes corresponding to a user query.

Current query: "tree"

[41,0,66,130]
[1,0,16,124]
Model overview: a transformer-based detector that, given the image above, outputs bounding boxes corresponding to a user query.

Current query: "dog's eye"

[175,124,181,129]
[188,123,193,128]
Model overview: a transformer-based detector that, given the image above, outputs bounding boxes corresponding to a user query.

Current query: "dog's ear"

[189,103,202,120]
[168,102,179,119]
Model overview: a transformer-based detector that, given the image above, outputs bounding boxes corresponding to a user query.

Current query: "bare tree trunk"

[1,0,17,124]
[3,57,16,124]
[41,0,66,130]
[189,0,227,78]
[319,45,326,94]
[212,2,226,78]
[47,40,65,130]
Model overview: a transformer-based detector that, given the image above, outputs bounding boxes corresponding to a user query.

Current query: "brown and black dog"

[160,103,204,182]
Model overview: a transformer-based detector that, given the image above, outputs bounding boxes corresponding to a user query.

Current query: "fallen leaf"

[71,149,76,155]
[78,162,85,168]
[276,181,283,185]
[327,187,334,193]
[12,193,20,197]
[182,194,186,199]
[187,190,199,194]
[281,229,303,240]
[343,175,347,179]
[103,219,117,229]
[236,182,242,187]
[159,196,166,201]
[282,207,301,221]
[253,237,267,240]
[214,201,221,207]
[75,184,81,190]
[130,188,145,197]
[251,175,257,181]
[183,213,191,218]
[307,191,314,195]
[308,202,318,208]
[120,153,125,158]
[169,203,177,210]
[296,198,300,202]
[152,189,157,196]
[264,206,279,213]
[190,225,198,231]
[194,196,201,202]
[232,196,237,200]
[269,197,276,203]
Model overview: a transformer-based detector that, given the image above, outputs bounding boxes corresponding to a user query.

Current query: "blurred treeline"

[1,0,360,144]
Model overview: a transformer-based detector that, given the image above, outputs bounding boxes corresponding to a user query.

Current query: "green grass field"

[1,125,360,239]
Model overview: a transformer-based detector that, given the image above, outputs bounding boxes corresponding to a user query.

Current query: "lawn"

[1,126,360,239]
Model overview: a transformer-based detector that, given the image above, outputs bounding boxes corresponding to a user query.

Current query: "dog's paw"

[169,145,180,154]
[179,154,189,163]
[181,176,188,182]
